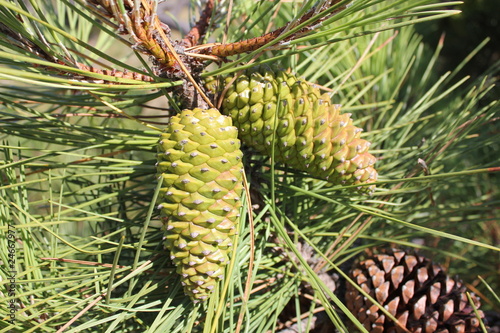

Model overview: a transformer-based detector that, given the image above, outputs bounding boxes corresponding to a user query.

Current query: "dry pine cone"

[346,249,486,333]
[156,108,244,302]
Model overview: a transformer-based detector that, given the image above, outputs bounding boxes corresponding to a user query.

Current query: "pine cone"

[205,66,377,193]
[156,108,244,302]
[345,248,486,333]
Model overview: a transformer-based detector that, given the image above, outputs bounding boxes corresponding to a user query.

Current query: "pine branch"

[80,0,176,67]
[0,9,156,84]
[0,1,498,332]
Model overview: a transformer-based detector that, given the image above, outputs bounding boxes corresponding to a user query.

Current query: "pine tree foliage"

[0,0,498,332]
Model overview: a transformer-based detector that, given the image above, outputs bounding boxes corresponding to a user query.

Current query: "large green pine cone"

[205,66,377,192]
[156,108,244,302]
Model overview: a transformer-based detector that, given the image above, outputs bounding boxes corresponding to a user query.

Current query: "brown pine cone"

[345,248,486,333]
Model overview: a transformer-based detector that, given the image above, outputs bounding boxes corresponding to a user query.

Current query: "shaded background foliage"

[417,0,500,79]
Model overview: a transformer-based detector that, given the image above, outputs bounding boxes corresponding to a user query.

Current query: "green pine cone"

[156,108,244,302]
[205,66,377,193]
